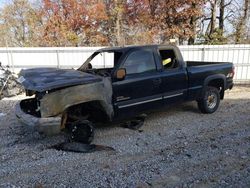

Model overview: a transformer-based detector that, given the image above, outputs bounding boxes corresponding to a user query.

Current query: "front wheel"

[197,86,220,114]
[70,120,94,144]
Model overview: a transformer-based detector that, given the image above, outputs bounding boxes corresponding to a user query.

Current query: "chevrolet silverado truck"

[15,45,234,143]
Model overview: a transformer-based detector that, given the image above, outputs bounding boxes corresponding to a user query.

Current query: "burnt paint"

[19,68,101,92]
[40,77,113,119]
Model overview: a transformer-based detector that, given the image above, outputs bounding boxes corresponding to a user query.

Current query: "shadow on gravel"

[50,142,115,153]
[180,102,200,113]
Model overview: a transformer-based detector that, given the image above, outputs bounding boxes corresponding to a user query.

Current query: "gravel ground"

[0,86,250,187]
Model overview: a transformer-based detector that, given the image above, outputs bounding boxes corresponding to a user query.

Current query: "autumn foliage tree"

[0,0,41,47]
[0,0,248,47]
[126,0,205,44]
[40,0,108,46]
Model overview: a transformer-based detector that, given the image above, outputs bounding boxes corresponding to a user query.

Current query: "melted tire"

[198,86,220,114]
[71,120,94,144]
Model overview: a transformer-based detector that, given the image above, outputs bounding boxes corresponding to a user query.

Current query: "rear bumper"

[15,101,61,135]
[226,80,234,90]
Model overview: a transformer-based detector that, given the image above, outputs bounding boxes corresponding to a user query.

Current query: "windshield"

[78,51,123,71]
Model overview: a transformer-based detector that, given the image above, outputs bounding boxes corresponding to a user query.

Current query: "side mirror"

[87,63,92,69]
[116,68,126,80]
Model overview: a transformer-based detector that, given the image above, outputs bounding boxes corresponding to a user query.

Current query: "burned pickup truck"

[16,45,234,143]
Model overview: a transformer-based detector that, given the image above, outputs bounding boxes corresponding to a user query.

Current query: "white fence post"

[56,50,60,68]
[201,46,205,61]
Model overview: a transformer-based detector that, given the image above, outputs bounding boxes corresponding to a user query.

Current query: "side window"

[122,50,156,75]
[159,49,179,70]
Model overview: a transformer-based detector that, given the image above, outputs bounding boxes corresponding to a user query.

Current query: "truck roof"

[97,44,179,53]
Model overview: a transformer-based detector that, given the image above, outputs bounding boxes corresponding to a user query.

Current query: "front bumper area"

[15,101,61,135]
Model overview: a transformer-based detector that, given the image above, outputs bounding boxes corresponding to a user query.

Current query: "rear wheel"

[198,86,220,113]
[70,120,94,144]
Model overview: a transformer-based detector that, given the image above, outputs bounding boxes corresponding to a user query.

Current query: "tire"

[71,120,94,144]
[197,86,220,114]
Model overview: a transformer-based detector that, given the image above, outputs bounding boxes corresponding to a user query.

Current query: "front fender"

[40,77,114,120]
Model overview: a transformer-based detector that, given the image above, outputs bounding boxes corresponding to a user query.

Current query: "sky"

[0,0,38,8]
[0,0,12,9]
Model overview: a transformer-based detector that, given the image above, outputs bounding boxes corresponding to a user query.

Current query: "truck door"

[158,48,188,104]
[112,49,162,118]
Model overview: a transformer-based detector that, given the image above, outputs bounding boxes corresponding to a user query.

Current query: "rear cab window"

[159,49,179,70]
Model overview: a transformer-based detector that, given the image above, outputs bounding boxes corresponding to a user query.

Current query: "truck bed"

[186,61,230,67]
[186,61,234,100]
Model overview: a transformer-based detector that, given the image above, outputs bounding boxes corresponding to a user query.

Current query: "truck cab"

[110,45,188,119]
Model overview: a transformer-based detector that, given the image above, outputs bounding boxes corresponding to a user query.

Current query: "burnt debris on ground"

[50,142,115,153]
[121,114,147,131]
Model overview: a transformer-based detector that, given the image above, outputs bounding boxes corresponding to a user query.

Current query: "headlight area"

[16,97,62,135]
[20,98,41,117]
[25,89,36,96]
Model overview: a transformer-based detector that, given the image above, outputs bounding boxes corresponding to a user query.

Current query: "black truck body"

[16,45,234,139]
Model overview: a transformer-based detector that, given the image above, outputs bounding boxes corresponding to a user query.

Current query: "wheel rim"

[206,91,217,109]
[71,121,94,143]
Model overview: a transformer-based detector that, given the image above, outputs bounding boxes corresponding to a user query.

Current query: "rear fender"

[200,74,226,100]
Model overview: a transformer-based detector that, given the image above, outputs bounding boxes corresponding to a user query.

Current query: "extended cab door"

[158,48,188,104]
[112,48,163,118]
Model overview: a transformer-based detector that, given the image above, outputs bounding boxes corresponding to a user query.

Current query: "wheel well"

[207,79,224,99]
[62,101,109,127]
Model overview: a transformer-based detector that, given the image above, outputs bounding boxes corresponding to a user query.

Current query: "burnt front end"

[15,96,62,135]
[15,68,114,136]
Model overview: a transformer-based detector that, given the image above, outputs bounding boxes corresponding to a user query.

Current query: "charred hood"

[18,68,102,92]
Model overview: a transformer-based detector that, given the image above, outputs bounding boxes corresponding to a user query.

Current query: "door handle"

[153,78,162,86]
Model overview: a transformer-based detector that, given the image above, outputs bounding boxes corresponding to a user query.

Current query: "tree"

[235,0,249,43]
[100,0,129,46]
[218,0,234,36]
[200,0,235,44]
[188,1,206,44]
[202,0,219,41]
[126,0,205,45]
[0,0,41,47]
[0,0,247,46]
[40,0,108,46]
